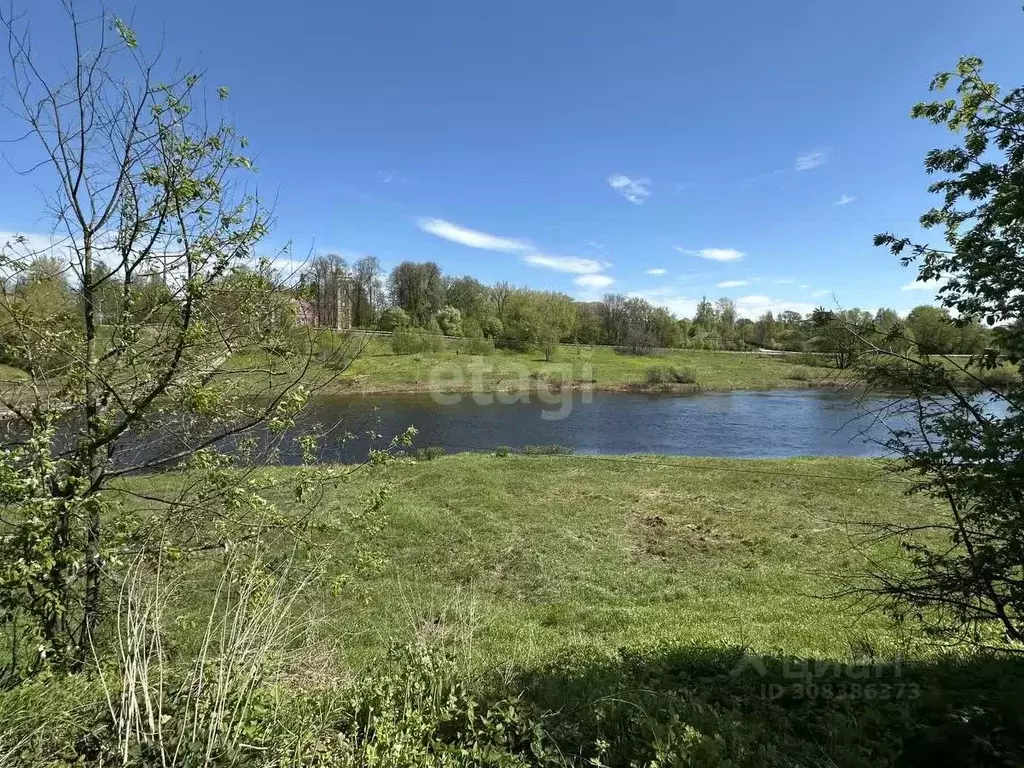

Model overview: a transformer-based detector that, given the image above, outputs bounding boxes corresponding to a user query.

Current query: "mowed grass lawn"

[332,339,841,393]
[150,453,937,669]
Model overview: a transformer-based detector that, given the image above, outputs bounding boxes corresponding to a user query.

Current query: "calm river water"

[281,389,917,462]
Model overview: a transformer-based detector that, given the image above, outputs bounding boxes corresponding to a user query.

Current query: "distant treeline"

[2,254,1004,366]
[303,256,1002,357]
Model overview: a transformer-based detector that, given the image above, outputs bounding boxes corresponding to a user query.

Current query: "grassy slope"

[9,455,1023,767]
[0,363,27,382]
[160,454,938,669]
[333,339,842,393]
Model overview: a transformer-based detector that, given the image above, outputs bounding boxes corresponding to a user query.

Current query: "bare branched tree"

[0,1,391,675]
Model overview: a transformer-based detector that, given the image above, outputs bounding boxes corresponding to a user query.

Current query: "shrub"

[787,366,814,382]
[435,305,463,337]
[392,327,447,355]
[460,335,494,355]
[972,365,1019,389]
[378,306,411,332]
[494,445,511,457]
[313,330,357,370]
[412,445,446,461]
[645,366,697,385]
[519,444,574,456]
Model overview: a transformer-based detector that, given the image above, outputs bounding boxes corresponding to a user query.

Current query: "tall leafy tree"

[852,53,1024,649]
[351,254,384,327]
[693,297,717,333]
[302,253,350,328]
[906,305,958,355]
[388,261,445,327]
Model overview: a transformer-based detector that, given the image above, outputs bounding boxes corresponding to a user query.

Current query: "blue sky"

[2,0,1023,318]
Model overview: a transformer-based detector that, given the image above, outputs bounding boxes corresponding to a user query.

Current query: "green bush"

[460,335,494,355]
[645,366,697,385]
[972,365,1019,389]
[392,327,446,354]
[378,306,411,332]
[313,330,357,370]
[412,445,446,461]
[519,444,574,456]
[494,445,511,457]
[787,366,814,382]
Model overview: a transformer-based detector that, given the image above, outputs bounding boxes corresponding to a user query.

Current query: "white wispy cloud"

[607,174,651,205]
[833,194,856,206]
[523,253,606,274]
[628,288,816,320]
[742,148,831,189]
[376,169,414,186]
[676,247,745,262]
[740,168,788,188]
[574,274,615,289]
[734,295,818,319]
[810,289,832,298]
[417,218,531,253]
[771,278,797,285]
[646,268,667,275]
[417,216,615,284]
[716,280,750,288]
[799,284,811,289]
[0,230,73,257]
[795,149,829,172]
[628,289,700,319]
[901,278,944,292]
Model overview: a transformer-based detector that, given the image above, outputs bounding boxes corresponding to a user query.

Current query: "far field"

[319,338,846,394]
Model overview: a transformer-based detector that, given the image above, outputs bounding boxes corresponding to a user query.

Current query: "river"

[278,389,915,463]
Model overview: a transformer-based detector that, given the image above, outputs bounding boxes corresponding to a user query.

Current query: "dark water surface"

[287,389,916,462]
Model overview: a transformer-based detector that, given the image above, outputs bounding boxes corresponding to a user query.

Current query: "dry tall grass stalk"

[97,547,331,766]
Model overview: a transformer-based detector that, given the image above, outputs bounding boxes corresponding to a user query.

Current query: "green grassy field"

[320,454,936,665]
[0,363,27,382]
[328,338,845,394]
[147,453,933,668]
[9,454,1024,766]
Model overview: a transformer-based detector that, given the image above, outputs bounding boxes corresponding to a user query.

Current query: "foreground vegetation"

[4,454,1024,766]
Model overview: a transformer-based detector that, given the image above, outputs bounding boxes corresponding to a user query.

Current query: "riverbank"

[324,340,851,394]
